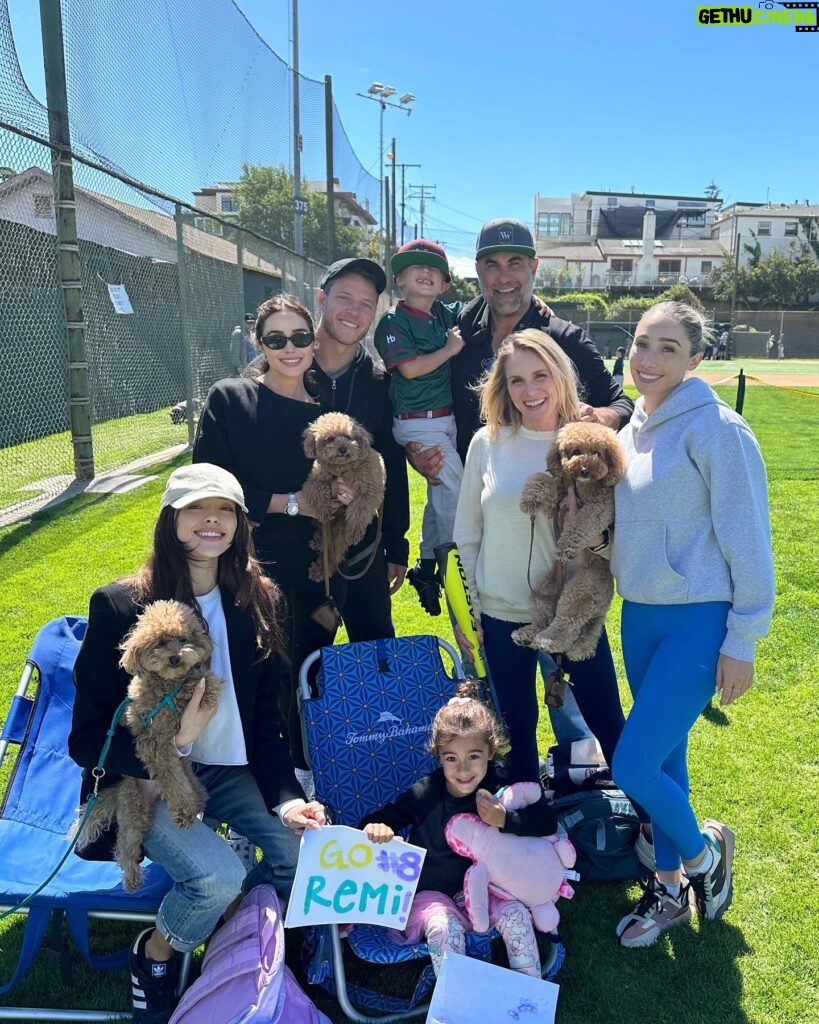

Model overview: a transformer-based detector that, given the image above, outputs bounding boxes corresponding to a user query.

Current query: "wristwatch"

[285,492,300,516]
[589,528,611,554]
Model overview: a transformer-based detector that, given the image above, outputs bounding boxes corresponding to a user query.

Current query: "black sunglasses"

[259,329,315,350]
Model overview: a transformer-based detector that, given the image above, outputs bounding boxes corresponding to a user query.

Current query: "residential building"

[533,190,727,290]
[305,179,376,230]
[711,201,819,265]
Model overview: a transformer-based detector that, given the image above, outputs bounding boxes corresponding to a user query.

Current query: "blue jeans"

[142,764,300,952]
[481,615,627,784]
[613,601,729,872]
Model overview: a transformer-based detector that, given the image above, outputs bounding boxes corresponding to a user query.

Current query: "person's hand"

[282,800,326,833]
[716,653,754,706]
[532,297,555,319]
[363,822,395,844]
[331,476,356,514]
[476,788,506,829]
[405,442,443,485]
[387,562,407,595]
[293,489,320,519]
[453,621,482,657]
[444,326,465,357]
[174,679,218,747]
[577,404,620,429]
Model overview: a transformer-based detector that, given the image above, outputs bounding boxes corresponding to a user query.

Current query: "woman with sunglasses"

[194,294,348,785]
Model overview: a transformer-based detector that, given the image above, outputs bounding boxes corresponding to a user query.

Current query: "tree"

[710,243,819,308]
[234,164,368,265]
[443,272,479,304]
[704,181,721,200]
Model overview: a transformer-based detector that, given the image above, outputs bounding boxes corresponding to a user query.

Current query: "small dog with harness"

[73,600,221,891]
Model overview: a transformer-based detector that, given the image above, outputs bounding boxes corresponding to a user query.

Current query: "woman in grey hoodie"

[609,301,775,949]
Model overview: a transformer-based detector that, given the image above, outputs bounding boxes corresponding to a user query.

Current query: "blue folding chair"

[297,635,565,1023]
[0,616,187,1021]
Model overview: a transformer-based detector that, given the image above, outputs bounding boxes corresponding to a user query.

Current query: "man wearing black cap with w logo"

[407,218,634,786]
[452,218,633,460]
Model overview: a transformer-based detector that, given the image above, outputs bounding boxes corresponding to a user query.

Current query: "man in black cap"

[407,221,634,779]
[453,218,633,459]
[311,258,410,641]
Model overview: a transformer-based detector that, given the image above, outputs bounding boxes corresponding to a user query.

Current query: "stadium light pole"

[357,84,415,259]
[292,0,304,255]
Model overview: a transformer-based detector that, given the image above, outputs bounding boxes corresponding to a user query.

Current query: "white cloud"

[449,255,478,280]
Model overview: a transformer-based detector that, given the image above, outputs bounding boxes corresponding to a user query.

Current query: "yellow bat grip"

[435,543,488,678]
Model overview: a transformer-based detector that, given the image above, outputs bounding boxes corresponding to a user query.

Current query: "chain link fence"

[0,121,326,520]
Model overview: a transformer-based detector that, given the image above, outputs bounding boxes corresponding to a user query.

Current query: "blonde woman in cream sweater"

[453,328,628,785]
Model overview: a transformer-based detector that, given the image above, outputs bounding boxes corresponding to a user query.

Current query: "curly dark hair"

[427,679,509,757]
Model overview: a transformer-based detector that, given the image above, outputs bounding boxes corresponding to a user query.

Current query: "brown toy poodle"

[74,600,221,891]
[511,421,626,663]
[301,411,386,581]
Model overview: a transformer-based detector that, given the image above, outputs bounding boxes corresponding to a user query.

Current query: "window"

[757,221,771,236]
[220,195,238,213]
[679,211,706,227]
[784,221,798,236]
[33,194,52,218]
[701,261,713,273]
[537,212,571,236]
[607,197,618,208]
[677,201,706,209]
[610,259,633,272]
[645,199,656,208]
[658,260,682,274]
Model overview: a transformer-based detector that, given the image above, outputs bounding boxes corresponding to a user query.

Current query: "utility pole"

[389,137,397,254]
[395,162,420,245]
[324,75,335,264]
[409,183,436,237]
[292,0,305,255]
[39,0,94,479]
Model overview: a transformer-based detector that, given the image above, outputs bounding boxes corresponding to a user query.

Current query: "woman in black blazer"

[69,463,325,1024]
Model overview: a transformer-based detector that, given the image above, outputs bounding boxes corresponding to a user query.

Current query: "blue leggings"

[612,601,730,872]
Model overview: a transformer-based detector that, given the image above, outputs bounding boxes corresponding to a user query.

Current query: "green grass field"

[1,382,818,1023]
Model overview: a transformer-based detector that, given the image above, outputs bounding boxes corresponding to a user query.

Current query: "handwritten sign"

[426,951,559,1024]
[284,825,426,929]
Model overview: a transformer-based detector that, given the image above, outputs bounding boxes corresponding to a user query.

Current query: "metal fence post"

[175,205,195,447]
[39,0,94,480]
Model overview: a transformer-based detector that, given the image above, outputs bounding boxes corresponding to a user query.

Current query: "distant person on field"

[230,314,256,375]
[612,346,626,387]
[767,332,775,359]
[374,239,465,616]
[717,329,728,361]
[777,334,785,360]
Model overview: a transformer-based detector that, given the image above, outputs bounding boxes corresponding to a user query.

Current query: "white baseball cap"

[160,464,247,512]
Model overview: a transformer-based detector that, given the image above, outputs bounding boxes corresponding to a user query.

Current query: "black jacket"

[358,765,557,897]
[453,298,634,461]
[69,582,301,813]
[311,347,410,568]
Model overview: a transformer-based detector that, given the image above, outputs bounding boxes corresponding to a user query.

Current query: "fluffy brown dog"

[74,600,221,891]
[511,422,626,662]
[301,411,386,581]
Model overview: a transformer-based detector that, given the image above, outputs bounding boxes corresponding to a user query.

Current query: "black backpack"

[549,789,647,883]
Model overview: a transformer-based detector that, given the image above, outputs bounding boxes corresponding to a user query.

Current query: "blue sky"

[7,0,818,271]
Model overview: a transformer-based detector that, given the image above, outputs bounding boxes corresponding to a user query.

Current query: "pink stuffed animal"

[445,781,576,934]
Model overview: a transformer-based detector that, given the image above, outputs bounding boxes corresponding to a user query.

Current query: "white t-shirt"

[454,425,558,623]
[190,586,248,766]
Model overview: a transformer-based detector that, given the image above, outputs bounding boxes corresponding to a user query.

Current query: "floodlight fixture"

[368,82,383,94]
[399,93,415,105]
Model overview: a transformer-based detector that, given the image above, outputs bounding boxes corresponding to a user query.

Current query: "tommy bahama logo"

[346,709,428,745]
[697,2,818,30]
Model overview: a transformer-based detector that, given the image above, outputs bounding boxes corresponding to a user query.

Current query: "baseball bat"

[434,543,500,715]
